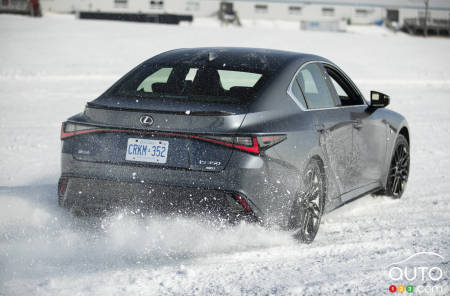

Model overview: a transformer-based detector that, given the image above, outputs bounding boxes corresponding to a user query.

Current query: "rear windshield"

[109,63,267,105]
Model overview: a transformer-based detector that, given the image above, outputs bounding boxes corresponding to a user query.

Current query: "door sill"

[340,182,381,203]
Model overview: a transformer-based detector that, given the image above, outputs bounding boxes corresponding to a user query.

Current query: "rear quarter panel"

[238,93,342,226]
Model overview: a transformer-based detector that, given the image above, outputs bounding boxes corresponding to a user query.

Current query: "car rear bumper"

[60,151,300,227]
[60,176,259,222]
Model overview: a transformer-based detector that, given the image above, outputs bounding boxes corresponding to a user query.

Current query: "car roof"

[146,47,331,73]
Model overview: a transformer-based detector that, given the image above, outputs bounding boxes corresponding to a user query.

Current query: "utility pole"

[424,0,430,37]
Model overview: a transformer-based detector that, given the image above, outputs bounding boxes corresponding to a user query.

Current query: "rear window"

[110,63,265,105]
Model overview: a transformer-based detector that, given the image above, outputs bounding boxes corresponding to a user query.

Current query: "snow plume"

[0,186,294,287]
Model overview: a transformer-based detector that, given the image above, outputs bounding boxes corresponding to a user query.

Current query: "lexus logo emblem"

[140,115,154,126]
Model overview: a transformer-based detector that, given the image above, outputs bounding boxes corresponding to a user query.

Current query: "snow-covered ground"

[1,14,449,295]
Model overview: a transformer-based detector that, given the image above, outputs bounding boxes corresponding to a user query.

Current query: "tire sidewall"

[290,158,326,243]
[386,135,410,199]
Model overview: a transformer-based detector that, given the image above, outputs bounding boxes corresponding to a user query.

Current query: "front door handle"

[352,119,363,129]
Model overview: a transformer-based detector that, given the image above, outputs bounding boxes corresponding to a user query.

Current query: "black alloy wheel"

[386,135,410,199]
[289,158,326,243]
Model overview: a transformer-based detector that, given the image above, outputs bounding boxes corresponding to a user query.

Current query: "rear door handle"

[352,119,363,129]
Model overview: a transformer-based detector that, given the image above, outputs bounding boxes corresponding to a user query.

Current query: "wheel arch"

[399,126,410,144]
[381,124,410,189]
[311,155,328,204]
[311,155,326,182]
[305,154,328,202]
[384,128,410,198]
[287,154,326,232]
[302,144,342,211]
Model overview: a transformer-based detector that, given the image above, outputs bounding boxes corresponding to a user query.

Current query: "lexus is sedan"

[59,48,410,243]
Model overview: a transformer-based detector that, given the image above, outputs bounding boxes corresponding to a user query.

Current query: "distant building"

[0,0,41,16]
[39,0,75,13]
[31,1,450,33]
[208,1,450,26]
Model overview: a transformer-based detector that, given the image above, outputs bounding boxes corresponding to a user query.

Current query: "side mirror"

[369,91,390,108]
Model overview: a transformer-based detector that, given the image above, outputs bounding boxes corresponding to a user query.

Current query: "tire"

[58,194,63,207]
[385,134,410,199]
[289,158,326,244]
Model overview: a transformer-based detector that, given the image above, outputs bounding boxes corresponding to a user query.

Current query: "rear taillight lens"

[61,122,286,155]
[200,135,260,154]
[257,135,287,149]
[201,134,286,155]
[61,122,110,139]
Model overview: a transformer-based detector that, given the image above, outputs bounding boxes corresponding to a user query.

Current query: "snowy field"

[1,14,450,295]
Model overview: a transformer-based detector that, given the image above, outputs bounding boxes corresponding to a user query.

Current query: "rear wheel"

[289,158,326,243]
[385,135,410,199]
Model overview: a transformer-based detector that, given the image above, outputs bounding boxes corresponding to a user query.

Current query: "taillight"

[200,135,260,154]
[61,122,119,139]
[61,122,286,155]
[257,135,287,149]
[200,135,286,154]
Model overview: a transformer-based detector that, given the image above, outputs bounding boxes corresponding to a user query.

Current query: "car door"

[323,65,388,191]
[292,62,354,196]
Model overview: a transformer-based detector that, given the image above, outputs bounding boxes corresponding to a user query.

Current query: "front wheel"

[385,135,410,199]
[289,158,326,244]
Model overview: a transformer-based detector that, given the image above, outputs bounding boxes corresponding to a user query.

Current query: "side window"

[329,76,347,98]
[325,68,364,106]
[297,63,335,109]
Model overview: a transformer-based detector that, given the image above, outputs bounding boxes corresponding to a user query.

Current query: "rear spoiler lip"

[63,119,277,137]
[86,102,236,116]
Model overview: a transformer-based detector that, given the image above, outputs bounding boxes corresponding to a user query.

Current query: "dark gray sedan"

[59,48,410,243]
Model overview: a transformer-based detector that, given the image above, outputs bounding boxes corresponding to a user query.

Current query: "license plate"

[125,138,169,164]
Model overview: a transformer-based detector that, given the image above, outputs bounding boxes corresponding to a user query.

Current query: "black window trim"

[296,62,338,110]
[287,61,368,111]
[322,63,367,107]
[317,63,341,107]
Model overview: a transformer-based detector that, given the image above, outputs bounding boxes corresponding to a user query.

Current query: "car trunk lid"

[68,99,248,171]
